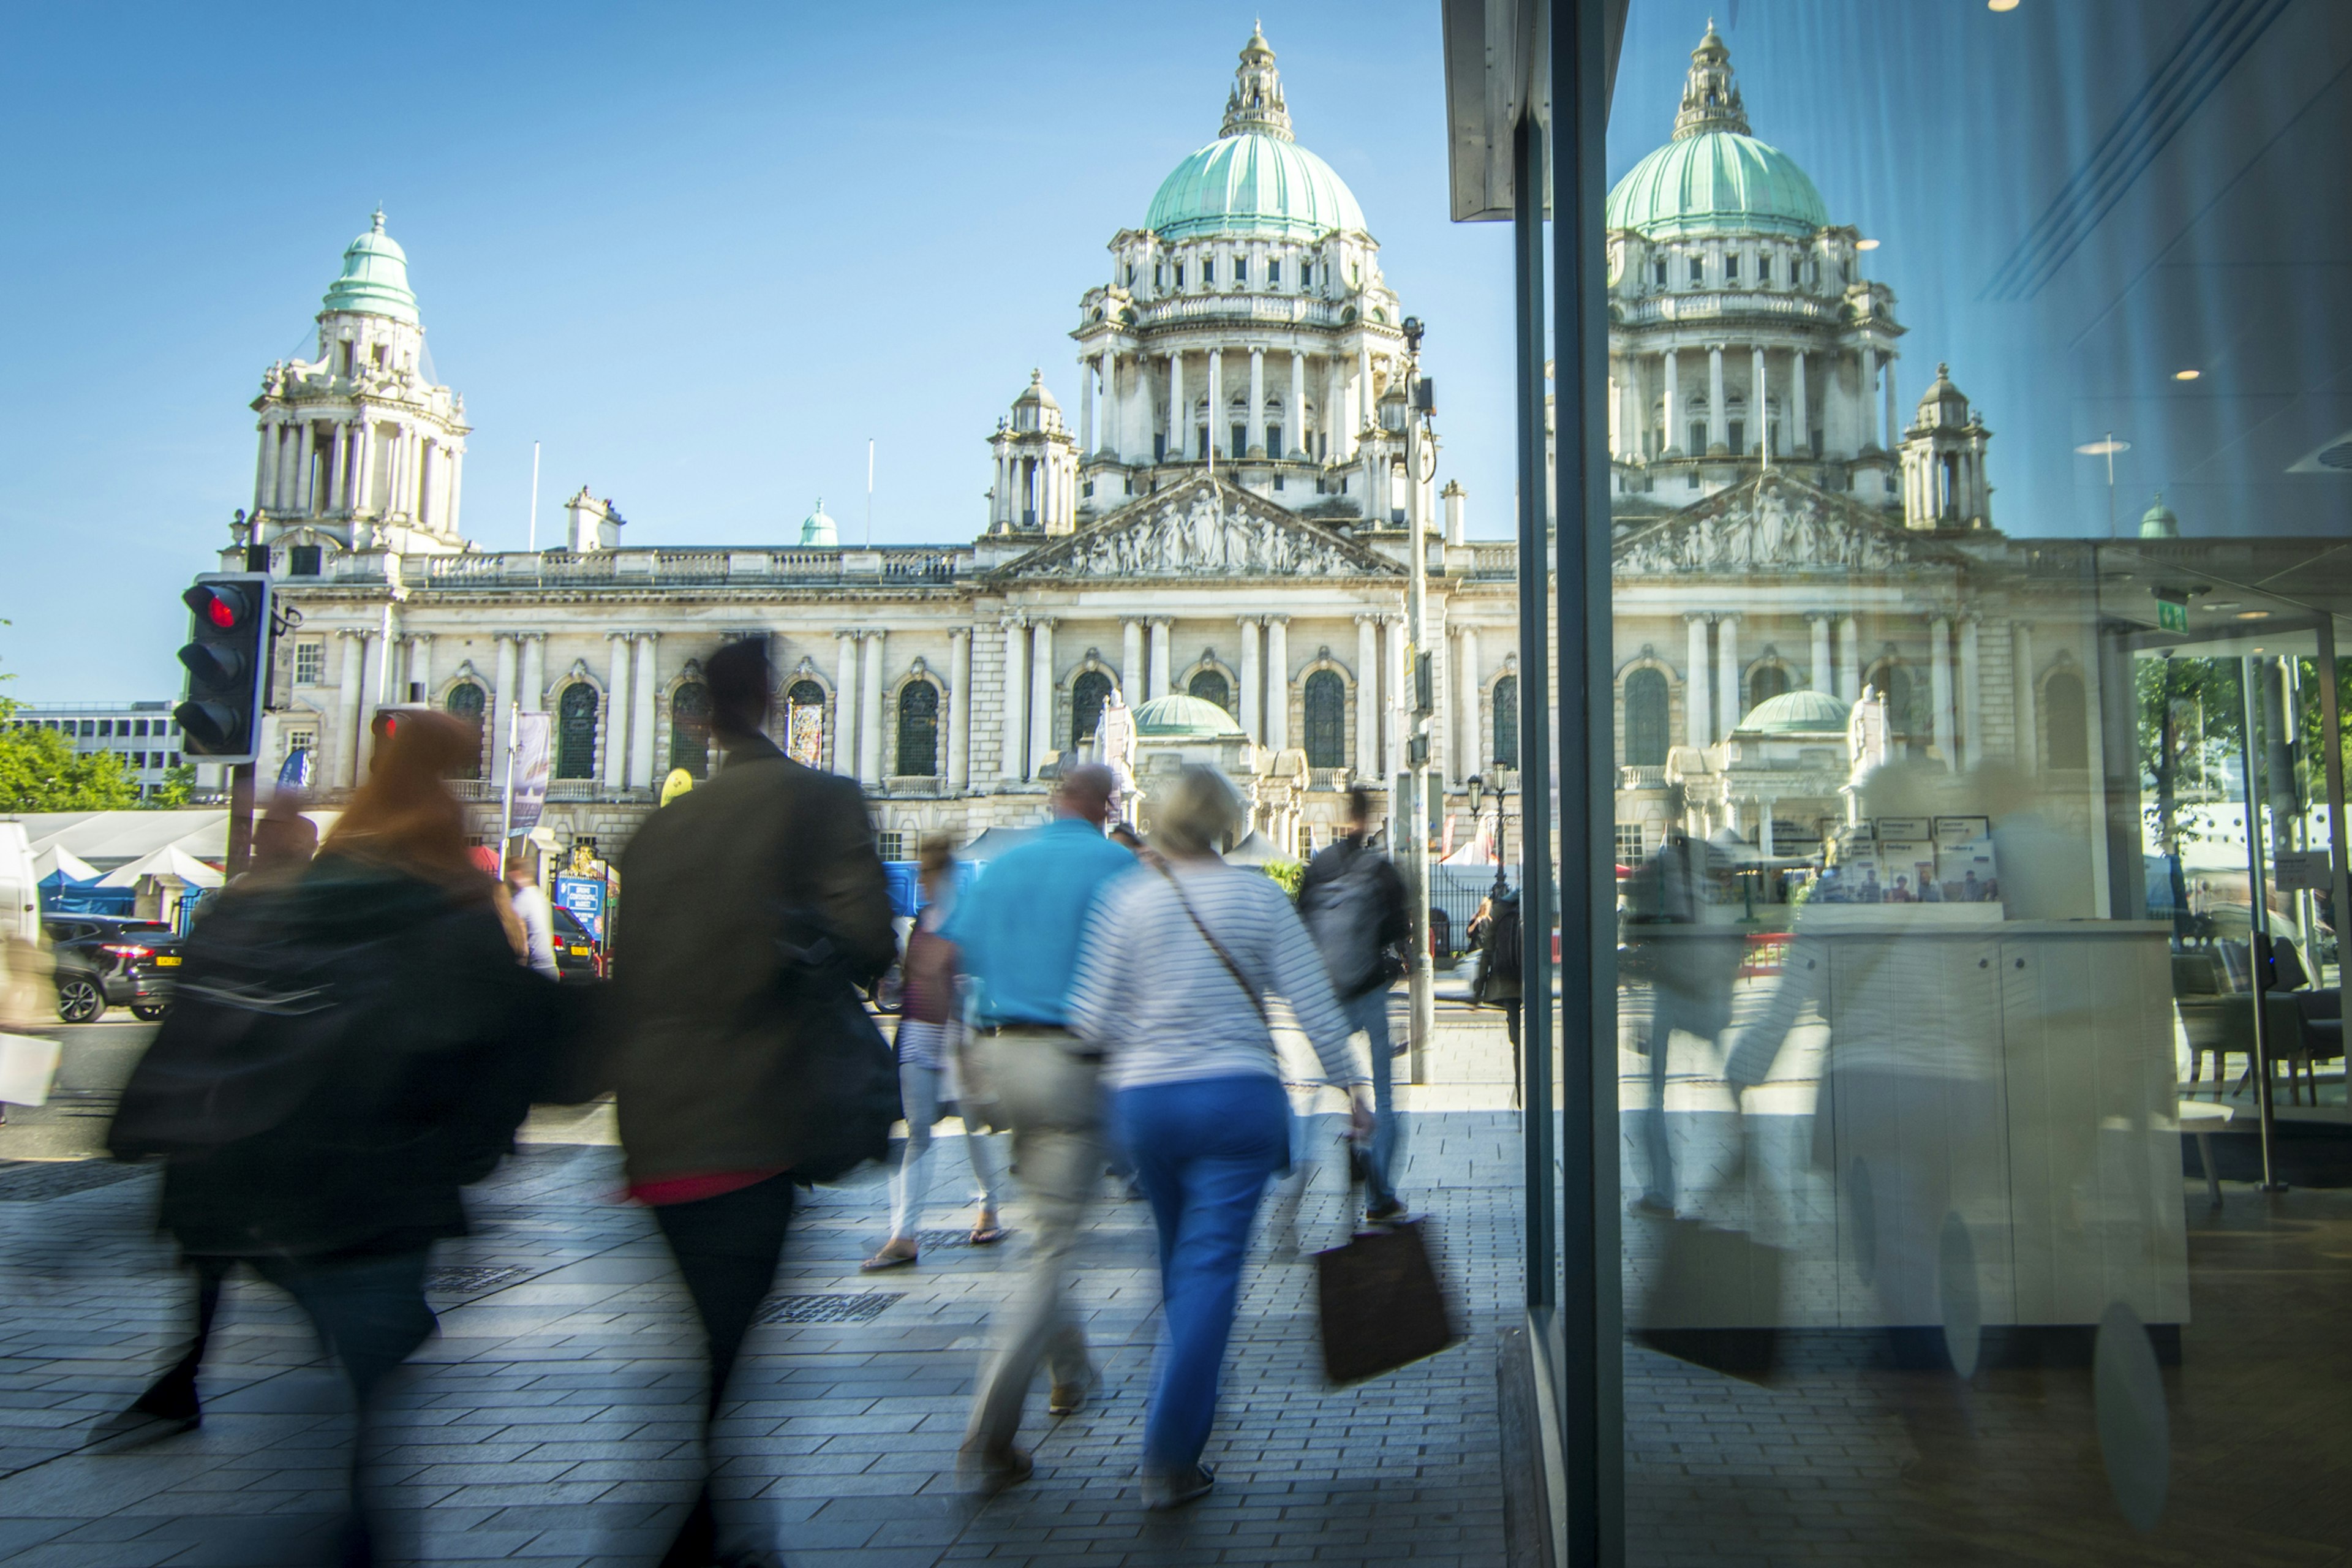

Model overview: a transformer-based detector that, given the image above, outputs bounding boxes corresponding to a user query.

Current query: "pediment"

[1614,470,1964,576]
[997,475,1403,581]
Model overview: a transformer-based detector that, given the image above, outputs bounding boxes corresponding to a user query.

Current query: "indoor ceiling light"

[1855,238,1880,251]
[1988,0,2019,10]
[2205,601,2241,611]
[2236,611,2271,620]
[2174,368,2201,381]
[2075,437,2130,456]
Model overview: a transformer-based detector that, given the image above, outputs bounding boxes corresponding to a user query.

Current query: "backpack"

[1300,846,1391,999]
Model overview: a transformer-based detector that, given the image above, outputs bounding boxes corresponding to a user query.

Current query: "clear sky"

[0,1,2272,701]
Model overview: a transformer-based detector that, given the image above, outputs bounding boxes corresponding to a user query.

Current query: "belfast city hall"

[225,24,2121,902]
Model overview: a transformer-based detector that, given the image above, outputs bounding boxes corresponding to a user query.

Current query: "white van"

[0,823,36,948]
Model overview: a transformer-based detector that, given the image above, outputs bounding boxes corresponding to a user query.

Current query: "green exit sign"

[2154,590,2190,633]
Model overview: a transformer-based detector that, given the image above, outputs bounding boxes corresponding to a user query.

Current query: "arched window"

[2044,671,2089,769]
[1624,668,1669,767]
[1190,669,1232,715]
[1303,670,1346,769]
[1494,674,1520,769]
[556,684,598,780]
[1868,661,1920,736]
[895,682,939,777]
[445,681,486,779]
[1747,663,1792,710]
[785,679,827,767]
[670,682,712,778]
[1071,670,1113,753]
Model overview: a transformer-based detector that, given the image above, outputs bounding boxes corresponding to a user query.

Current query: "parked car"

[548,903,603,981]
[41,914,182,1023]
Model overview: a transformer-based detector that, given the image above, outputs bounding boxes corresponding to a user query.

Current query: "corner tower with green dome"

[245,209,472,562]
[1037,28,1433,538]
[1602,23,1932,524]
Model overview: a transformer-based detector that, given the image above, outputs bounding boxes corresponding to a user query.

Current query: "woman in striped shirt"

[1069,766,1371,1509]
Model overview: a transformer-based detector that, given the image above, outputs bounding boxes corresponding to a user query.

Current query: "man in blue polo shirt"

[949,763,1136,1489]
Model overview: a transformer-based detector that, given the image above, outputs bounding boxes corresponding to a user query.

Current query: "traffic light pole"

[225,763,257,882]
[1404,352,1436,1084]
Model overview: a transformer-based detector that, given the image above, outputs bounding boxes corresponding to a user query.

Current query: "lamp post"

[1469,771,1511,899]
[1401,317,1436,1081]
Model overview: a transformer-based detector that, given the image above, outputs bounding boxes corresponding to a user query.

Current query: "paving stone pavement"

[0,1097,1521,1567]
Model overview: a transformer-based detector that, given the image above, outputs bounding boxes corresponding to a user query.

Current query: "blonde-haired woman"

[1068,766,1371,1509]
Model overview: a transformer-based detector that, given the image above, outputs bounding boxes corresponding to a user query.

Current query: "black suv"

[549,904,603,981]
[42,914,183,1023]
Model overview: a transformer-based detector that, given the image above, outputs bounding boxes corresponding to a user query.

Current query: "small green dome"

[1740,688,1851,734]
[321,209,419,324]
[2139,492,2180,540]
[1147,133,1365,243]
[1133,693,1245,739]
[1606,132,1828,240]
[799,499,838,548]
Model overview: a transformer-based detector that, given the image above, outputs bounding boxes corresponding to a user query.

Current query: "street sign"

[2272,849,2335,891]
[554,875,606,940]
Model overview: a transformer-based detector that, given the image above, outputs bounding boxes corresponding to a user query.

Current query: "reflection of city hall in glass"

[227,27,2120,892]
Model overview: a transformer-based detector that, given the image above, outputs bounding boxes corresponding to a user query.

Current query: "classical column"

[1287,351,1306,458]
[1863,350,1883,450]
[490,633,518,790]
[1099,350,1117,459]
[445,447,464,534]
[603,632,633,790]
[1716,612,1741,737]
[1000,618,1028,781]
[1028,618,1056,779]
[1264,615,1289,754]
[352,420,374,514]
[1661,350,1680,455]
[1958,616,1983,772]
[1686,614,1712,745]
[1079,356,1095,454]
[406,633,432,704]
[1884,355,1900,457]
[1455,622,1480,782]
[1707,345,1728,453]
[417,442,436,529]
[859,630,886,786]
[630,633,659,788]
[520,632,546,715]
[1355,614,1381,778]
[948,627,972,791]
[1839,615,1862,703]
[1929,616,1956,771]
[335,630,367,789]
[2012,622,2038,773]
[253,420,276,513]
[1752,346,1770,458]
[1148,619,1172,701]
[295,422,316,514]
[1238,617,1263,743]
[1207,349,1224,459]
[1247,347,1266,457]
[1384,616,1408,777]
[1809,614,1833,695]
[1791,351,1809,455]
[1170,353,1186,460]
[835,630,861,778]
[1121,619,1145,698]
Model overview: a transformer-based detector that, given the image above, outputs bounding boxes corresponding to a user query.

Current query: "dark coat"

[610,733,895,1185]
[151,854,554,1260]
[1297,834,1411,998]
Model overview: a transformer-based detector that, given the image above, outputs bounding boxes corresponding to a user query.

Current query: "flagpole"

[526,440,541,552]
[866,438,875,548]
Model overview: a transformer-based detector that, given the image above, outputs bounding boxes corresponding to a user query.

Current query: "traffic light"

[173,572,273,761]
[371,704,431,745]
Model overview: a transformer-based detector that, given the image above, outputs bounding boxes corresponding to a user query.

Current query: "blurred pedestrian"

[1071,766,1371,1510]
[110,710,556,1566]
[1624,788,1740,1217]
[1109,821,1145,854]
[609,638,895,1568]
[952,763,1136,1492]
[1469,886,1523,1104]
[504,854,560,979]
[1297,786,1411,1222]
[864,837,1005,1269]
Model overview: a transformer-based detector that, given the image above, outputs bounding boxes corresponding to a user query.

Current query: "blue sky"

[0,1,2226,700]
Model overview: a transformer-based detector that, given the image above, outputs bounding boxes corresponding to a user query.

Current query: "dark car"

[42,914,183,1023]
[548,904,602,981]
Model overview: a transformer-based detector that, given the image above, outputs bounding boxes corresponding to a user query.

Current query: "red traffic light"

[183,583,254,631]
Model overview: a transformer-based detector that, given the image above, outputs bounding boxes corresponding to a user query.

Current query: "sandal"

[861,1239,919,1272]
[968,1215,1006,1246]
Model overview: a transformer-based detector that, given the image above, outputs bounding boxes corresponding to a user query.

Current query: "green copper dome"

[1607,24,1826,241]
[1740,688,1851,735]
[1133,693,1245,739]
[2139,492,2180,540]
[1145,29,1366,243]
[321,210,419,325]
[1606,133,1827,240]
[799,499,839,548]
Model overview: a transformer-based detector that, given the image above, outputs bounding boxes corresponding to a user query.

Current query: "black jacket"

[1298,834,1411,997]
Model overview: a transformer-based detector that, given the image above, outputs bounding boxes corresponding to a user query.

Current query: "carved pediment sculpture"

[1002,475,1401,580]
[1615,471,1939,576]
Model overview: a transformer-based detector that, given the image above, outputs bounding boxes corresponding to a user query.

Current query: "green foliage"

[148,764,195,808]
[0,699,142,810]
[1259,857,1305,900]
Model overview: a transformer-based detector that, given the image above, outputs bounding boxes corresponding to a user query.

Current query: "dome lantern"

[1144,28,1368,243]
[320,208,420,325]
[2139,491,2180,539]
[799,498,839,548]
[1673,20,1749,140]
[1604,27,1826,240]
[1222,24,1291,141]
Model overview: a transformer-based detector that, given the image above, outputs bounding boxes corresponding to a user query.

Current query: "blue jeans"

[1114,1073,1290,1472]
[1344,988,1401,1207]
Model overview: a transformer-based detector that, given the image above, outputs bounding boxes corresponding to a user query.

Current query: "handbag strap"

[1155,862,1270,1030]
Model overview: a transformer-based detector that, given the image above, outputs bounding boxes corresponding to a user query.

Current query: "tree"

[0,701,142,810]
[149,764,195,808]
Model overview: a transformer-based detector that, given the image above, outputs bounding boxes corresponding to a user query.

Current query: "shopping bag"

[1313,1218,1461,1385]
[1634,1216,1784,1380]
[0,1033,63,1107]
